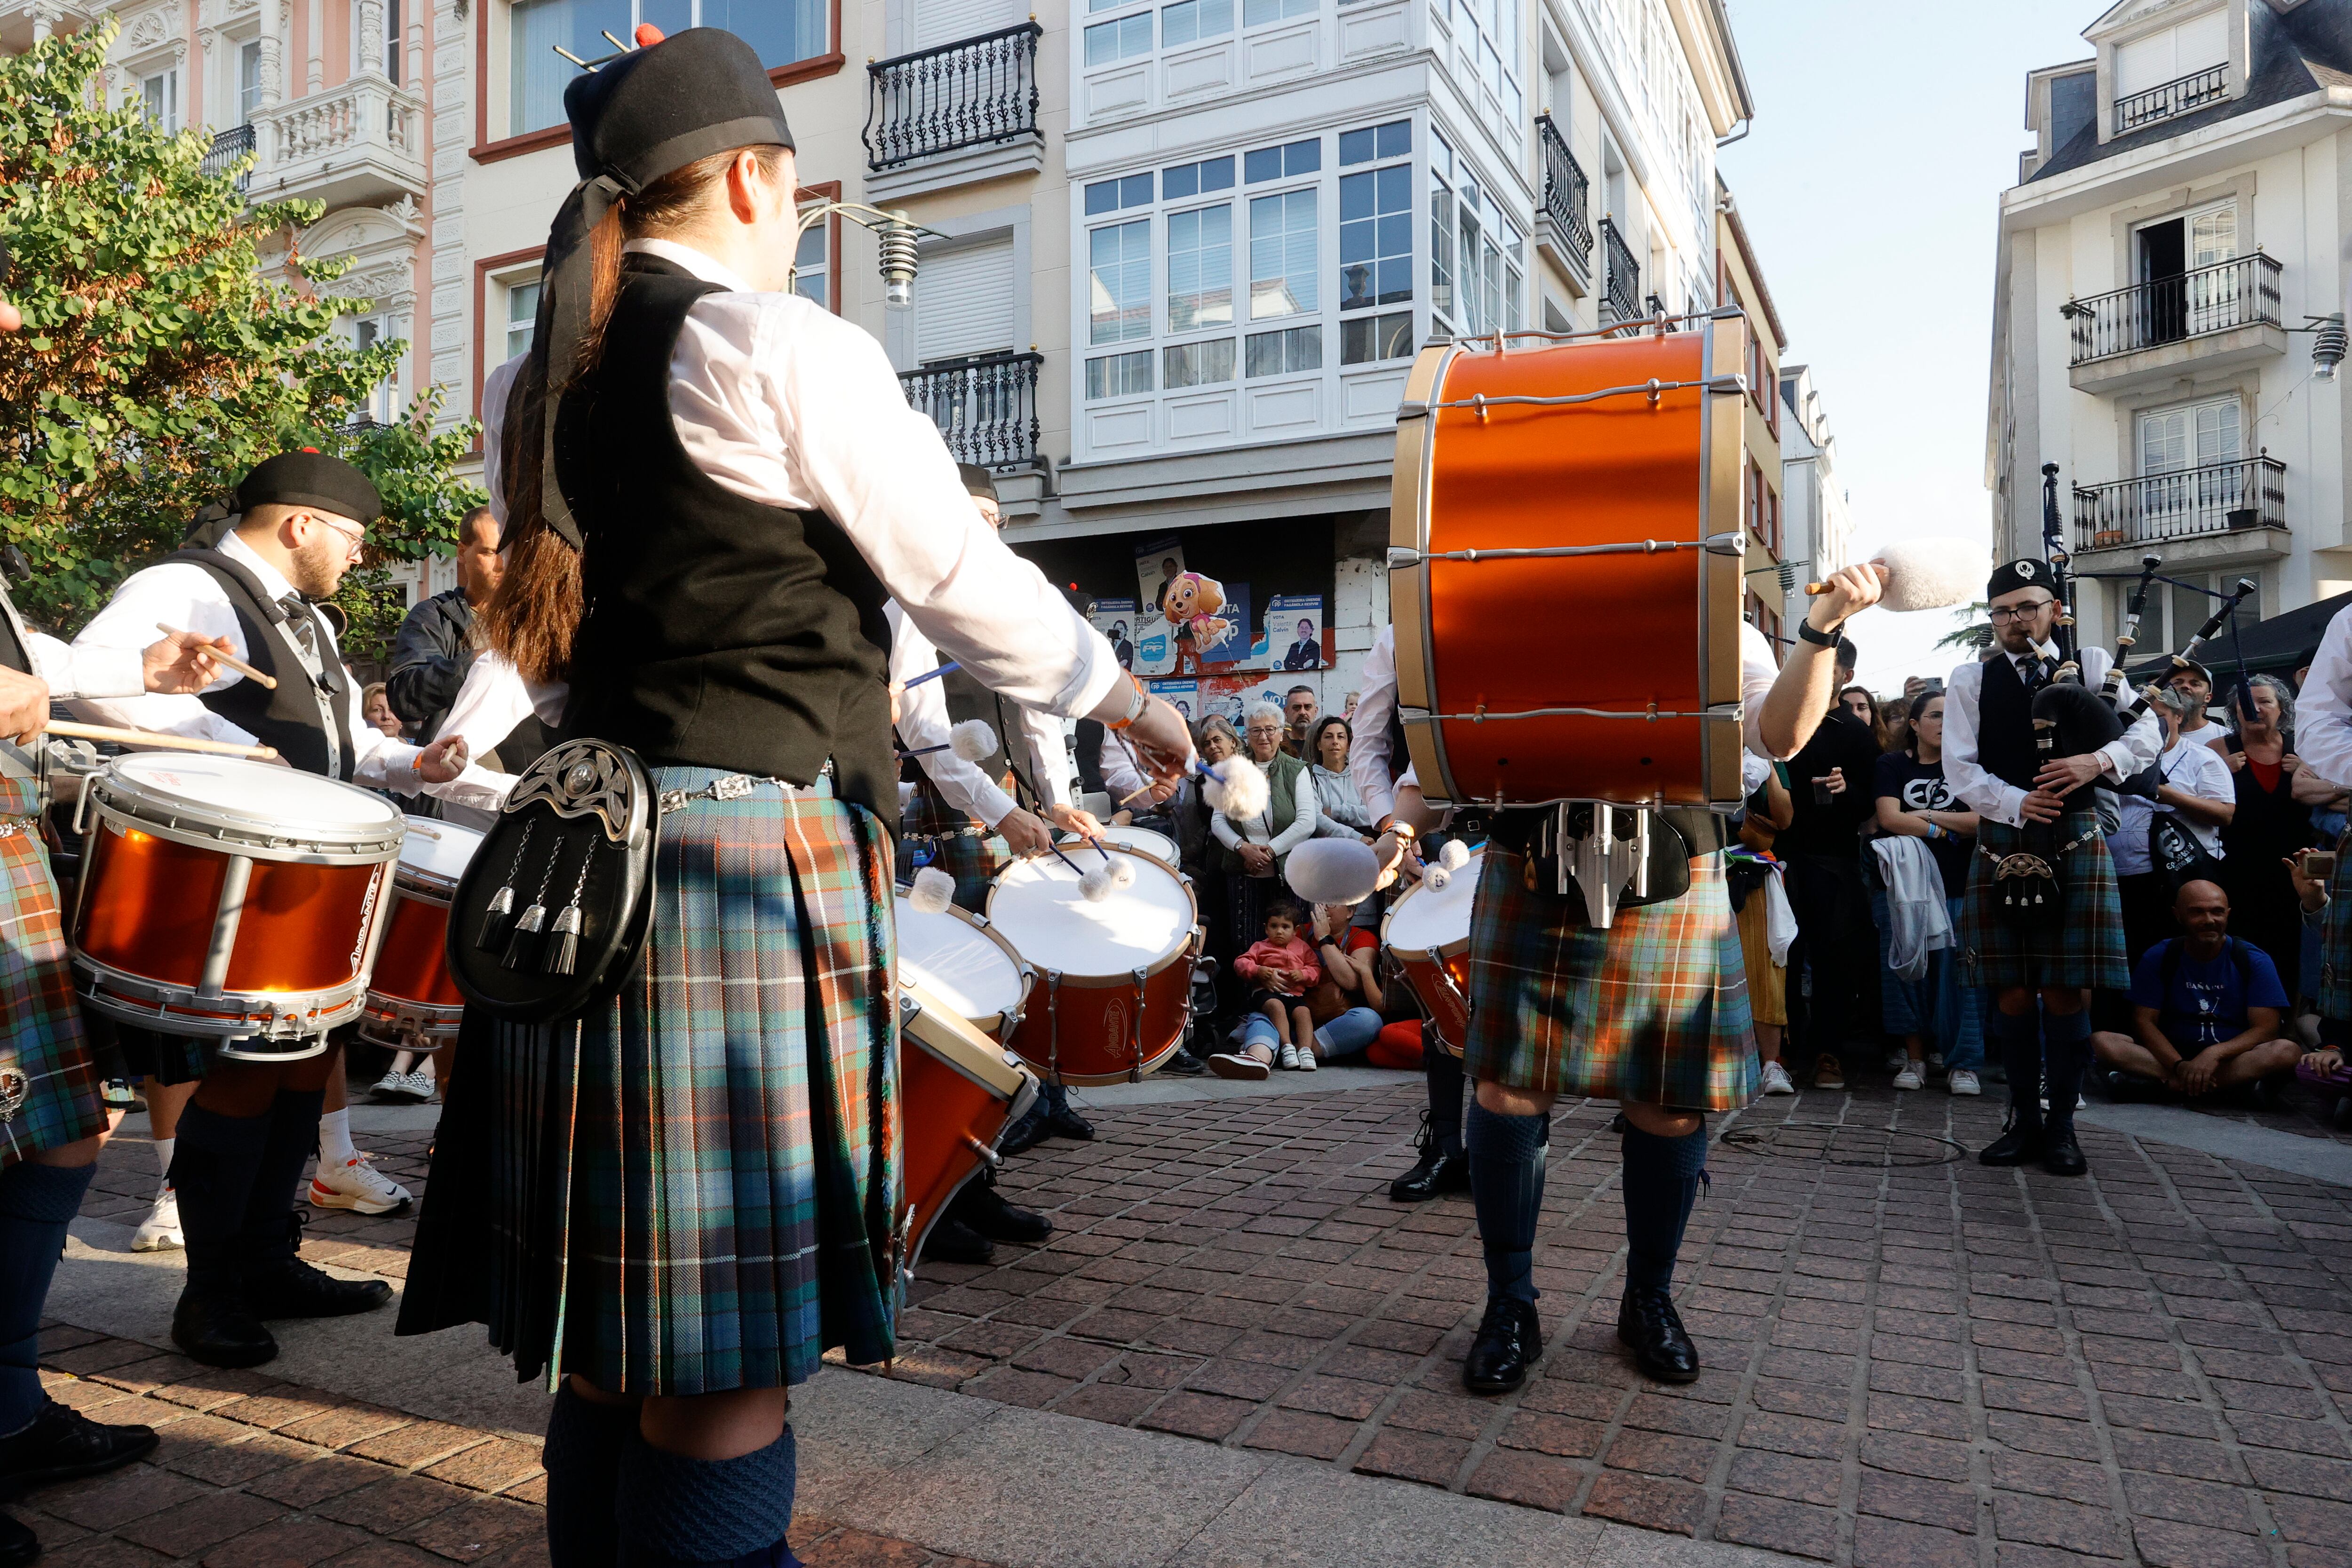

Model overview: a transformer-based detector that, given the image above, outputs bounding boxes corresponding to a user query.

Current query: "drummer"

[69,451,472,1371]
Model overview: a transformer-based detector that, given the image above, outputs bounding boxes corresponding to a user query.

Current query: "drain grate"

[1721,1121,1967,1168]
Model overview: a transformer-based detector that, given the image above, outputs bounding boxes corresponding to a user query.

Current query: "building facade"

[1778,362,1853,637]
[1716,175,1787,645]
[1988,0,2352,656]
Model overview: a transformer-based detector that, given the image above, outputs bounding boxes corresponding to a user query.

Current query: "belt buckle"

[710,774,758,803]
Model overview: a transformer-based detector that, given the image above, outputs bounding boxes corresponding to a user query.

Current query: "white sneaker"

[1948,1069,1982,1097]
[1208,1052,1271,1081]
[1277,1043,1302,1070]
[1295,1047,1318,1072]
[1760,1060,1795,1096]
[1892,1066,1924,1091]
[369,1070,412,1103]
[309,1154,413,1215]
[130,1185,182,1252]
[404,1069,438,1101]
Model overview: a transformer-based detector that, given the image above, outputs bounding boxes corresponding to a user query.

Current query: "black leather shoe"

[1617,1285,1701,1384]
[1046,1107,1096,1143]
[1158,1051,1207,1078]
[950,1182,1052,1244]
[1977,1120,2043,1167]
[921,1216,994,1266]
[997,1109,1048,1158]
[242,1258,393,1321]
[1389,1148,1470,1202]
[0,1511,37,1568]
[169,1290,278,1369]
[2040,1122,2087,1177]
[0,1400,159,1498]
[1461,1297,1542,1394]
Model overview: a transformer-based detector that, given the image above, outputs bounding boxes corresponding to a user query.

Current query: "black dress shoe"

[1616,1286,1700,1384]
[1461,1297,1542,1394]
[0,1511,36,1568]
[949,1181,1052,1244]
[242,1258,393,1321]
[1158,1051,1207,1077]
[997,1109,1048,1159]
[2040,1122,2087,1177]
[1046,1107,1096,1142]
[921,1216,994,1266]
[1389,1148,1470,1203]
[169,1291,278,1369]
[0,1400,159,1497]
[1977,1120,2043,1167]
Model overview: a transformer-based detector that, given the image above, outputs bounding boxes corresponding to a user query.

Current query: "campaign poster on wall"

[1200,673,1289,728]
[1090,598,1140,671]
[1135,541,1186,614]
[1146,678,1200,725]
[1265,594,1326,671]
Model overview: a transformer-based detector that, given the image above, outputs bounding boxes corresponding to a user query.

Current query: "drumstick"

[156,624,277,690]
[44,720,278,760]
[901,661,959,691]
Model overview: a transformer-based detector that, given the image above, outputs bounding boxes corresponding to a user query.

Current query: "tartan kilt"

[399,769,899,1396]
[898,783,1008,915]
[1959,816,2127,993]
[2317,826,2352,1021]
[0,779,104,1169]
[1460,847,1757,1111]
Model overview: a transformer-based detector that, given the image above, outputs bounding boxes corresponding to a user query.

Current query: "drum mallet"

[901,661,959,690]
[896,719,995,762]
[156,624,277,689]
[1800,536,1980,613]
[44,721,278,761]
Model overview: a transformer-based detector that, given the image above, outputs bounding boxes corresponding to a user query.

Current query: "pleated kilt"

[0,779,104,1169]
[1460,848,1757,1112]
[1959,815,2127,993]
[399,768,899,1396]
[2316,826,2352,1022]
[898,783,1008,915]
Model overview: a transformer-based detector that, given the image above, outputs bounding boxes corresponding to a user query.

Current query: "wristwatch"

[1797,619,1843,648]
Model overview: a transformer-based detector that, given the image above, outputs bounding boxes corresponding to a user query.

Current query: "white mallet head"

[1868,537,1982,613]
[1203,755,1270,820]
[1440,839,1471,871]
[1078,865,1114,902]
[1108,856,1136,889]
[907,867,955,915]
[949,720,998,762]
[1424,865,1451,891]
[1286,838,1381,906]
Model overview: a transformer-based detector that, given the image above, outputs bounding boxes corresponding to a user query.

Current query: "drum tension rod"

[1129,967,1149,1084]
[1396,374,1744,423]
[1386,534,1742,569]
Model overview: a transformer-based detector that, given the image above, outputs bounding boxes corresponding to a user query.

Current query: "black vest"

[1977,651,2093,810]
[167,549,358,780]
[558,258,894,820]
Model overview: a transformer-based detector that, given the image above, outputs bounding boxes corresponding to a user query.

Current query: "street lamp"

[793,201,936,311]
[2311,314,2347,382]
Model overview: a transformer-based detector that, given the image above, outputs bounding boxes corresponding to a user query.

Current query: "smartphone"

[2306,851,2337,883]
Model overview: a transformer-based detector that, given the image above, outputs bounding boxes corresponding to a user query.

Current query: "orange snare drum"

[898,979,1038,1273]
[987,850,1200,1085]
[1389,317,1749,810]
[72,755,406,1060]
[360,817,484,1050]
[1381,849,1484,1058]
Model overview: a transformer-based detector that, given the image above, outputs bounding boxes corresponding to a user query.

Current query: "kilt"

[0,779,104,1169]
[1460,848,1756,1111]
[899,783,1008,915]
[1959,815,2127,993]
[399,768,899,1395]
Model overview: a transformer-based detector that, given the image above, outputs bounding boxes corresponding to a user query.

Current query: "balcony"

[2114,63,2230,136]
[2062,253,2284,394]
[863,23,1045,203]
[1534,114,1592,293]
[1597,217,1639,326]
[902,351,1043,470]
[202,124,255,193]
[2074,455,2287,563]
[247,76,427,210]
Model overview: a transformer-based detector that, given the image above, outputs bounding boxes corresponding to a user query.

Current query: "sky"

[1717,0,2100,691]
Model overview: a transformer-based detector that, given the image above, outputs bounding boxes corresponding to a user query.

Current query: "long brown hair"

[483,145,793,684]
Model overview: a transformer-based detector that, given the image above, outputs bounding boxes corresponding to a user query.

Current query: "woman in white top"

[2114,686,2237,963]
[1306,715,1376,841]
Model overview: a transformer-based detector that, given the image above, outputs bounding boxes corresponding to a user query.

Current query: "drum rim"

[1380,848,1484,960]
[1057,828,1179,865]
[87,788,405,864]
[99,756,406,842]
[75,955,364,1040]
[893,891,1035,1019]
[901,985,1032,1098]
[395,815,484,890]
[983,849,1200,987]
[359,991,464,1044]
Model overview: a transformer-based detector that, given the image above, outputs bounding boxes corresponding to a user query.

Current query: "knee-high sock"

[1425,1033,1465,1158]
[0,1160,98,1432]
[2042,1008,2090,1130]
[1465,1101,1548,1304]
[169,1102,271,1296]
[1621,1121,1708,1294]
[615,1424,799,1568]
[544,1385,635,1568]
[237,1088,326,1273]
[1990,1007,2043,1130]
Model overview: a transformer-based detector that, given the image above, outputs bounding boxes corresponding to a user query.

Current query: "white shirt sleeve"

[419,651,571,812]
[1097,729,1150,804]
[885,602,1016,828]
[1211,805,1243,852]
[1941,657,2026,827]
[27,632,142,701]
[1740,621,1780,759]
[71,562,264,747]
[1017,708,1073,812]
[2300,605,2352,791]
[1351,626,1398,824]
[2079,647,2165,783]
[2184,741,2237,854]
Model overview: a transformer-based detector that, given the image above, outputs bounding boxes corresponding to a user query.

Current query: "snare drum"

[898,979,1038,1269]
[359,817,484,1049]
[895,888,1032,1043]
[1382,849,1485,1058]
[71,755,406,1059]
[987,850,1199,1085]
[1058,825,1177,867]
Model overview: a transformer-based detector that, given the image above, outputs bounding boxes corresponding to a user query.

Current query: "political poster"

[1266,594,1325,671]
[1134,539,1187,677]
[1200,673,1289,729]
[1090,598,1140,671]
[1146,678,1200,725]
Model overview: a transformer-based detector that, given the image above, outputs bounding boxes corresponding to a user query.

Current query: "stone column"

[357,0,383,79]
[305,0,323,94]
[26,2,62,46]
[259,0,286,111]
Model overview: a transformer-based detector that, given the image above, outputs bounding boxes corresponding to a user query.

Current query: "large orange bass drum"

[1388,314,1751,811]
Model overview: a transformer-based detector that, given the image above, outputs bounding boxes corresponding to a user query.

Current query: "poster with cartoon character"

[1159,570,1246,675]
[1089,598,1140,671]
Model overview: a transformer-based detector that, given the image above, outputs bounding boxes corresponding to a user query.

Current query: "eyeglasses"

[306,512,367,561]
[1986,599,2054,624]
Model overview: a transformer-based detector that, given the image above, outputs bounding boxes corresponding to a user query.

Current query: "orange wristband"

[1106,670,1149,731]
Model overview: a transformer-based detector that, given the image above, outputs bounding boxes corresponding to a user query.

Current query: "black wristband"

[1797,619,1842,648]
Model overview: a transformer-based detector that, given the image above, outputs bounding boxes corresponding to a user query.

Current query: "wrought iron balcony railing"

[1534,113,1591,270]
[203,123,255,191]
[864,23,1044,171]
[901,351,1043,470]
[2065,253,2281,365]
[1598,217,1639,324]
[2074,455,2286,549]
[2114,63,2230,135]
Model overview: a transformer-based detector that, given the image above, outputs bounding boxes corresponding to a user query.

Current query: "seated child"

[1211,902,1322,1079]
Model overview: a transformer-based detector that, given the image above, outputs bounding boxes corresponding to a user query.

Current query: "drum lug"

[1128,967,1149,1083]
[1561,803,1651,929]
[1044,970,1063,1087]
[961,1134,1002,1170]
[196,855,255,1000]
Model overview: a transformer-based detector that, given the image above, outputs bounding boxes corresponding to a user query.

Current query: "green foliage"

[1938,601,1994,653]
[0,23,481,661]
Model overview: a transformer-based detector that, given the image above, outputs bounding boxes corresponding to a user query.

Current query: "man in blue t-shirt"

[2092,879,2304,1098]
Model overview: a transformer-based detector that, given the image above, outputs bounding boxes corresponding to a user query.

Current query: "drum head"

[1383,848,1485,956]
[901,980,1029,1098]
[397,817,484,889]
[106,754,403,840]
[988,851,1193,980]
[1060,826,1177,866]
[894,894,1027,1020]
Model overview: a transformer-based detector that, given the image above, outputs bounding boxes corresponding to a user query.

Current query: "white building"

[1988,0,2352,655]
[1778,362,1852,634]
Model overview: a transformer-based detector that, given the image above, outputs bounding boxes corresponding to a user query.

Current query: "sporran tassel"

[502,901,548,970]
[475,821,535,952]
[544,905,583,976]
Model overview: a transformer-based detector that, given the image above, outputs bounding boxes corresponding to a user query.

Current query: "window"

[2137,395,2241,476]
[1085,11,1154,65]
[1246,324,1322,376]
[1340,310,1412,365]
[505,278,541,364]
[1165,338,1236,388]
[1161,157,1234,200]
[137,70,179,133]
[792,224,828,310]
[1430,146,1456,324]
[351,316,399,424]
[509,0,828,137]
[2115,8,2228,97]
[1089,220,1153,345]
[1245,138,1320,183]
[1167,205,1234,332]
[1087,350,1154,399]
[1430,0,1521,146]
[238,41,262,125]
[1249,190,1317,319]
[1162,0,1233,46]
[1085,174,1155,215]
[1339,162,1412,310]
[1339,119,1410,166]
[1243,0,1315,23]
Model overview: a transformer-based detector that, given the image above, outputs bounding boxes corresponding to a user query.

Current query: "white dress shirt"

[885,601,1072,828]
[20,631,142,702]
[1941,645,2163,828]
[2112,736,2234,876]
[2299,603,2352,791]
[414,651,556,814]
[71,532,428,791]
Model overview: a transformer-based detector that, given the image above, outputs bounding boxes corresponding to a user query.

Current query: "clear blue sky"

[1718,0,2098,689]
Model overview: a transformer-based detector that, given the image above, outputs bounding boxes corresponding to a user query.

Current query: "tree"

[1939,601,1994,654]
[0,23,481,659]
